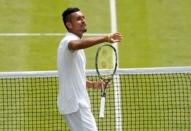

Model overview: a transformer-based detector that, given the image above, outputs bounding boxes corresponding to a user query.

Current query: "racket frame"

[95,44,118,118]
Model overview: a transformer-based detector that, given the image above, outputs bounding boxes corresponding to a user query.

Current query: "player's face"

[68,11,87,37]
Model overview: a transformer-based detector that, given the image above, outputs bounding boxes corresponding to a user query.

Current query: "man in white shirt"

[57,7,122,131]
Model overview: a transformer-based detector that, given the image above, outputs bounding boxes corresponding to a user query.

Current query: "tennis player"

[57,7,122,131]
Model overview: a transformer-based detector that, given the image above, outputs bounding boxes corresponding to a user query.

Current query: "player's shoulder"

[59,32,80,52]
[60,32,78,44]
[65,32,80,41]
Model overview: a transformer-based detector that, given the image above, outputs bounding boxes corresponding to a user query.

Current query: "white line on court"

[110,0,119,66]
[0,33,107,37]
[110,0,122,131]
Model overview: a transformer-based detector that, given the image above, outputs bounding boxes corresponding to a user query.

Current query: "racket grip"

[99,96,105,118]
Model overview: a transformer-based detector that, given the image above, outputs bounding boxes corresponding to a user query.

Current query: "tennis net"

[0,67,191,131]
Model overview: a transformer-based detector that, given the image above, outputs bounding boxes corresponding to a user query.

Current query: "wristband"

[107,35,111,43]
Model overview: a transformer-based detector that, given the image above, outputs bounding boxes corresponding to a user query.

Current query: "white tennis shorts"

[63,107,98,131]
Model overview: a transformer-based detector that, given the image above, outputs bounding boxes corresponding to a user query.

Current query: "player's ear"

[66,22,72,30]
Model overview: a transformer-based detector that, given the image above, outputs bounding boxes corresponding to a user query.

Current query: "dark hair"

[62,7,80,30]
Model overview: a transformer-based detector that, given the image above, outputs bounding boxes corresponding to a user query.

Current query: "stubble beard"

[83,29,87,33]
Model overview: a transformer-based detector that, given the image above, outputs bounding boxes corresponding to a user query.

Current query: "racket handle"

[99,96,105,118]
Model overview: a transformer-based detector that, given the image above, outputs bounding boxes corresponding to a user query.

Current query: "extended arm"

[68,32,122,50]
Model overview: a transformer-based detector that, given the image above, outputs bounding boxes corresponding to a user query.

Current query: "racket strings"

[95,44,118,118]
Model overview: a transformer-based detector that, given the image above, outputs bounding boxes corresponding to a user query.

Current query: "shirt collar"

[66,32,80,40]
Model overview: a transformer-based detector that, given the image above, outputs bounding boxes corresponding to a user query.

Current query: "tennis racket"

[95,44,118,118]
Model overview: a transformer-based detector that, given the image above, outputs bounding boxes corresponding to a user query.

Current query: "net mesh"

[0,67,191,131]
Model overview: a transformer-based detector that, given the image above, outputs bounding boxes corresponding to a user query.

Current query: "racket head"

[95,44,118,82]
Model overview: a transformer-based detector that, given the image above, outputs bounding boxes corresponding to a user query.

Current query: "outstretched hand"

[108,32,123,43]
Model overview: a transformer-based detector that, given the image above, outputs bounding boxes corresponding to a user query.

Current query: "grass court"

[0,0,191,130]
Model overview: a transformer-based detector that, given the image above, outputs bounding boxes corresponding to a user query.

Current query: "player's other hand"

[108,32,123,43]
[93,80,108,89]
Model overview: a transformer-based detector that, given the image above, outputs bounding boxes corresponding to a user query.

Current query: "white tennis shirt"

[57,32,91,115]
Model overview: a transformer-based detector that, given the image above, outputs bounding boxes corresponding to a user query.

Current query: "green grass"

[0,37,61,71]
[118,0,191,68]
[1,0,191,71]
[0,0,110,71]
